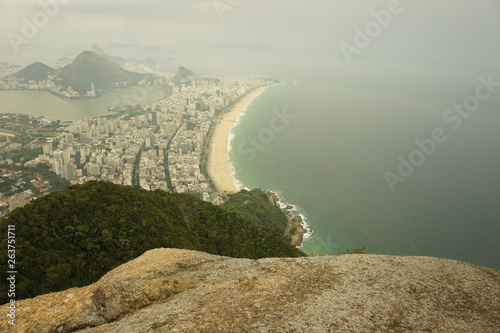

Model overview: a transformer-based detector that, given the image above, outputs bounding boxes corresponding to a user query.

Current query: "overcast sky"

[1,0,499,77]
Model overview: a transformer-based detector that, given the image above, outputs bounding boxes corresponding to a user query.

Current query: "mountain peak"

[177,66,195,76]
[12,62,54,81]
[90,44,105,55]
[56,51,145,94]
[174,66,197,85]
[76,50,100,58]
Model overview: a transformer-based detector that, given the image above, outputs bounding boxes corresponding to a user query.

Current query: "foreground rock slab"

[2,248,499,332]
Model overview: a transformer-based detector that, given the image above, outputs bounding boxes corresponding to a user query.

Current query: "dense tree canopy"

[222,189,293,241]
[0,181,304,303]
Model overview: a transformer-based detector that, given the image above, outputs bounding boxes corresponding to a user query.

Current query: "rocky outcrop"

[266,190,308,246]
[2,248,499,332]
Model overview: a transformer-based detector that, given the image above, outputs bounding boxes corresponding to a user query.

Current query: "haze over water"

[0,89,166,121]
[2,0,499,269]
[230,61,500,269]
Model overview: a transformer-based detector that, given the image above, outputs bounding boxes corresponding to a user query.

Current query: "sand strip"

[207,85,270,194]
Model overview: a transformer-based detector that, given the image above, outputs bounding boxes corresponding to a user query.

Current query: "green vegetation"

[149,271,162,280]
[338,247,366,255]
[0,181,304,303]
[12,62,55,81]
[131,146,144,187]
[309,247,367,257]
[26,164,70,192]
[164,148,174,192]
[11,148,43,164]
[0,177,15,193]
[57,51,149,94]
[164,126,181,192]
[222,189,289,234]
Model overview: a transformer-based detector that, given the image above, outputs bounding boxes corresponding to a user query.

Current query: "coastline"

[207,85,270,194]
[206,82,314,247]
[266,190,314,248]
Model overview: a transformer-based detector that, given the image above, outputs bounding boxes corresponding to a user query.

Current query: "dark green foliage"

[56,51,149,94]
[222,189,288,234]
[131,146,144,187]
[338,247,366,255]
[28,164,70,191]
[308,247,367,257]
[0,181,304,303]
[0,178,15,193]
[12,62,55,81]
[11,148,43,164]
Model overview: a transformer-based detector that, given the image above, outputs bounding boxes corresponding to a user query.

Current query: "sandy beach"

[207,85,270,194]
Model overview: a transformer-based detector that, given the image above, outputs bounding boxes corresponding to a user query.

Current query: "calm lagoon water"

[0,88,166,121]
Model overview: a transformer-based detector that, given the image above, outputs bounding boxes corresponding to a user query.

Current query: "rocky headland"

[266,191,309,246]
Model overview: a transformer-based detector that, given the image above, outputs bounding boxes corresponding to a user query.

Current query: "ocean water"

[229,62,500,269]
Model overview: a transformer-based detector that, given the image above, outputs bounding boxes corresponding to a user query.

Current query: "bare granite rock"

[2,248,499,332]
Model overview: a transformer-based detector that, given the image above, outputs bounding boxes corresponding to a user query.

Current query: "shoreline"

[206,82,314,248]
[207,85,271,194]
[266,191,314,248]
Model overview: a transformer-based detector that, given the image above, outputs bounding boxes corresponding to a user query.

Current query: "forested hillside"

[0,182,304,303]
[221,189,296,243]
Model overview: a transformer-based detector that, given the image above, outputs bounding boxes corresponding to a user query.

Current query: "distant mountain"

[107,43,168,59]
[90,44,159,72]
[141,57,158,71]
[174,66,197,85]
[56,57,73,66]
[90,44,105,55]
[56,51,148,94]
[7,51,158,95]
[90,44,126,65]
[12,62,55,81]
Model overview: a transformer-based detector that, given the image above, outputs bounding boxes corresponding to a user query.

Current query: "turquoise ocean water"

[229,63,500,269]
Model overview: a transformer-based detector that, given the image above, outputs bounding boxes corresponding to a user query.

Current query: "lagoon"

[0,88,166,121]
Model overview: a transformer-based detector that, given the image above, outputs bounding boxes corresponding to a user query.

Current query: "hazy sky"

[1,0,499,77]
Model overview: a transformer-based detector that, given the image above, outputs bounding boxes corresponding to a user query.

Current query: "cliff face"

[2,249,499,333]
